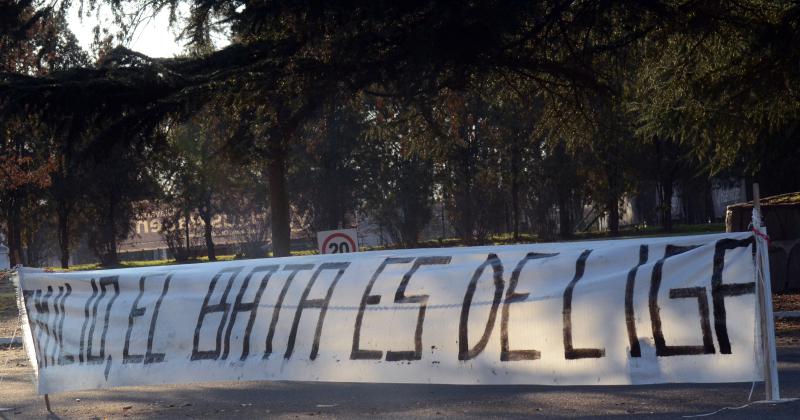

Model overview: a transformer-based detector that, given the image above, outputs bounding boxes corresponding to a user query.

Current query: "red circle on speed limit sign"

[320,231,357,254]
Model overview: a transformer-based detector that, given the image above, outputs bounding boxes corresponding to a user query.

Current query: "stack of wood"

[726,192,800,293]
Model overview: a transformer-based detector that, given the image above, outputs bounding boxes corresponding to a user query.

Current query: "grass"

[49,250,319,272]
[52,254,236,272]
[47,223,727,272]
[573,222,725,240]
[368,223,725,250]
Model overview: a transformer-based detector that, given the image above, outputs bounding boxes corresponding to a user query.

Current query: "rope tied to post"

[751,226,771,246]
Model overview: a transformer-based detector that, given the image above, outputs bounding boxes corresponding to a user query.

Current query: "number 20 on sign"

[317,229,359,254]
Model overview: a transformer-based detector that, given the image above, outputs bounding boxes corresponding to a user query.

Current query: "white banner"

[15,232,762,394]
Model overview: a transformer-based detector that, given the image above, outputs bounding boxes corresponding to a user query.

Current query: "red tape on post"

[752,227,771,246]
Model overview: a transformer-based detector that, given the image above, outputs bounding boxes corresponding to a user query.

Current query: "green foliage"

[290,95,364,238]
[1,1,799,267]
[358,98,435,247]
[0,2,91,267]
[630,1,800,176]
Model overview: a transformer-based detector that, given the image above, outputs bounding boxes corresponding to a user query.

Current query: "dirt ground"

[774,294,800,346]
[775,293,800,312]
[0,292,19,339]
[1,343,800,419]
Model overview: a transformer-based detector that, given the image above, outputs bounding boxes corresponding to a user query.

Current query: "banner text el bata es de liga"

[15,232,762,394]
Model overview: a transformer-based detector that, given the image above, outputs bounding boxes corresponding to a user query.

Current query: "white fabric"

[15,232,762,394]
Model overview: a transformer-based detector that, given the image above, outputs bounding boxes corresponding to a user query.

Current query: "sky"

[67,3,188,58]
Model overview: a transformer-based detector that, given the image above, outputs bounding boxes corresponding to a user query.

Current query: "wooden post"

[752,183,780,400]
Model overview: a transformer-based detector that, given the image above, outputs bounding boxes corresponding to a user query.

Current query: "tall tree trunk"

[57,199,70,268]
[400,195,419,248]
[202,213,216,261]
[605,163,621,236]
[24,226,36,267]
[660,182,674,232]
[510,152,521,241]
[653,137,676,232]
[264,99,324,257]
[5,202,15,266]
[7,193,23,266]
[184,208,191,256]
[457,148,475,246]
[459,187,474,245]
[440,188,447,241]
[557,188,572,238]
[105,200,119,266]
[268,144,291,257]
[607,192,620,235]
[704,181,715,223]
[553,140,573,239]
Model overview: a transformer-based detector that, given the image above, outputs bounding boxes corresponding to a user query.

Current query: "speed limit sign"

[317,229,359,254]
